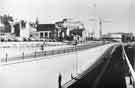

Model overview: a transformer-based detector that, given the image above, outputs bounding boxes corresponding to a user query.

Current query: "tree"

[1,14,13,32]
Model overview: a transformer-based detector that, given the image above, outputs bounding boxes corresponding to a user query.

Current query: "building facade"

[13,20,31,39]
[55,18,85,41]
[36,24,56,39]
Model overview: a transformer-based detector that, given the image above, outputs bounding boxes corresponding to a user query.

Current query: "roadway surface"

[0,43,114,88]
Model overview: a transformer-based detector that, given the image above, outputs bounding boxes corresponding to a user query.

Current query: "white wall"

[20,23,30,39]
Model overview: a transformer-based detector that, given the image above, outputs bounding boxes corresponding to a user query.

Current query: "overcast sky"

[0,0,135,34]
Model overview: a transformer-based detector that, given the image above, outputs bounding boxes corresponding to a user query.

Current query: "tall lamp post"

[71,36,79,80]
[89,17,112,39]
[88,3,112,39]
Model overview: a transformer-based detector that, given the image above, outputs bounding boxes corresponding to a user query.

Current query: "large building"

[36,24,57,39]
[55,18,85,41]
[13,20,30,39]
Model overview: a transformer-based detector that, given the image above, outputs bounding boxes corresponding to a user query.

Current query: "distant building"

[20,22,30,39]
[13,20,32,39]
[55,21,67,40]
[102,32,125,42]
[55,18,85,41]
[36,24,56,39]
[0,20,4,32]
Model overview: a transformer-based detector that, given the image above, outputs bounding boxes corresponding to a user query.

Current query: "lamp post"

[88,3,112,39]
[74,39,78,74]
[71,36,79,80]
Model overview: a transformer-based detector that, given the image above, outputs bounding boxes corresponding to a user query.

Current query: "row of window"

[39,32,53,38]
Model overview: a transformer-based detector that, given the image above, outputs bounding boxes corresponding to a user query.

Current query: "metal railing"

[122,45,135,87]
[1,42,108,63]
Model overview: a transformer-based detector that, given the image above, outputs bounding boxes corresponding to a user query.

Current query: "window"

[45,32,48,37]
[40,32,43,38]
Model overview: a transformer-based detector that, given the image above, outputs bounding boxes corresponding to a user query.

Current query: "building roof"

[37,24,55,31]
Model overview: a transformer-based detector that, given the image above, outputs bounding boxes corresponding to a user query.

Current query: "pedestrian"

[41,45,44,51]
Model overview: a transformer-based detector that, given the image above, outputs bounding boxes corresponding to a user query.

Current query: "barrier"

[0,42,108,64]
[122,45,135,85]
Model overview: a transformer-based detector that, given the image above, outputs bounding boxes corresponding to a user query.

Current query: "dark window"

[14,23,20,36]
[45,33,48,37]
[40,32,43,38]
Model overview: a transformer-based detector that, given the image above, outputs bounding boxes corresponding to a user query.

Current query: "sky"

[0,0,135,34]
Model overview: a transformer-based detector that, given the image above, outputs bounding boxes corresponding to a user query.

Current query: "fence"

[1,42,108,63]
[122,45,135,87]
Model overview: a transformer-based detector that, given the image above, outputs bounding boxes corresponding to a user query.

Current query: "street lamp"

[71,36,79,80]
[89,17,112,39]
[88,3,112,39]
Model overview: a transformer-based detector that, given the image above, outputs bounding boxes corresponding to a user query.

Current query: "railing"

[1,42,108,63]
[122,45,135,86]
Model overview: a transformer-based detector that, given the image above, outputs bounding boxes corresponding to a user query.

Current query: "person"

[40,40,46,51]
[41,44,44,51]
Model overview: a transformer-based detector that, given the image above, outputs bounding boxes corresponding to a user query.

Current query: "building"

[55,18,85,41]
[13,20,29,38]
[102,32,125,42]
[0,20,4,32]
[55,21,67,40]
[14,22,20,37]
[36,24,56,39]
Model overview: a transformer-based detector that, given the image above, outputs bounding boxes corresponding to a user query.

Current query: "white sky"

[0,0,135,34]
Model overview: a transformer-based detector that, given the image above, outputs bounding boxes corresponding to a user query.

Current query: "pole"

[35,50,36,57]
[5,53,8,62]
[75,44,78,74]
[99,18,102,38]
[58,73,62,88]
[22,52,24,59]
[74,39,78,74]
[133,47,135,71]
